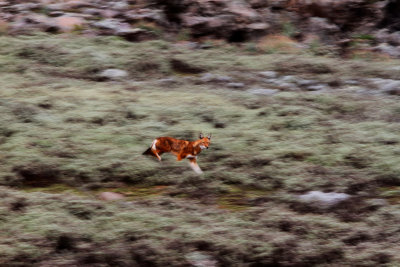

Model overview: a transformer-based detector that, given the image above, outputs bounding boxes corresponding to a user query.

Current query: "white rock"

[280,75,297,83]
[296,78,318,86]
[185,252,217,267]
[344,80,359,85]
[380,80,400,95]
[200,73,233,83]
[99,69,128,80]
[259,71,278,78]
[366,78,400,95]
[298,191,350,208]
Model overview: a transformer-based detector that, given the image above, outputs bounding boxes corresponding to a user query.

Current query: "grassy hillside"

[0,34,400,266]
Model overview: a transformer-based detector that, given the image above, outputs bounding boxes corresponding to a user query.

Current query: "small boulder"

[185,251,217,267]
[124,9,165,24]
[93,18,125,31]
[298,191,350,209]
[200,73,233,83]
[98,69,129,81]
[258,71,278,78]
[380,79,400,95]
[374,43,400,58]
[280,75,298,83]
[246,23,270,31]
[227,2,259,20]
[366,78,400,95]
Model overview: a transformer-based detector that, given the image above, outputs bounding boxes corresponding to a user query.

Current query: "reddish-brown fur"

[143,133,211,174]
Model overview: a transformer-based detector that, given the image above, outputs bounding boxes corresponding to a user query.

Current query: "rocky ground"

[1,0,400,58]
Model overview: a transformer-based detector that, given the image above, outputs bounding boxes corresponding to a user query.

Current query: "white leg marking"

[151,139,157,150]
[186,155,196,159]
[189,162,203,174]
[151,139,161,161]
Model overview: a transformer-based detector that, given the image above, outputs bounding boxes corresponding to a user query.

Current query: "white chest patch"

[186,154,196,159]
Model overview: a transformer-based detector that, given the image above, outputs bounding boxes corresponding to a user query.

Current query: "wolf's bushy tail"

[142,147,152,155]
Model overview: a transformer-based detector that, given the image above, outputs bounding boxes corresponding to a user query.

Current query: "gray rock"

[124,9,165,23]
[63,1,98,9]
[296,78,318,87]
[374,43,400,58]
[298,191,350,208]
[259,71,278,78]
[271,80,298,90]
[157,78,178,86]
[307,17,341,43]
[375,29,400,46]
[200,73,233,83]
[226,82,245,89]
[366,78,400,95]
[182,15,211,27]
[380,80,400,95]
[111,1,129,10]
[280,75,297,83]
[98,69,128,80]
[93,19,155,41]
[389,66,400,71]
[248,88,279,95]
[309,17,340,33]
[46,4,66,11]
[246,22,270,30]
[10,3,41,12]
[387,32,400,46]
[227,2,259,20]
[93,19,125,31]
[366,78,390,86]
[185,251,217,267]
[345,80,360,85]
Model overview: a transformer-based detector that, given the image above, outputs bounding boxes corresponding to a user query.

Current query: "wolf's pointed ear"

[199,133,204,139]
[207,133,212,139]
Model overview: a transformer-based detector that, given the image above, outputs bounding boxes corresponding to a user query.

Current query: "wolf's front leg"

[188,158,203,174]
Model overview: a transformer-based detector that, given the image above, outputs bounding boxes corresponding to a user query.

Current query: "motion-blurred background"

[0,0,400,266]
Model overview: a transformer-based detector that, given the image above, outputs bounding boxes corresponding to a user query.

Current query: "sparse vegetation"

[0,33,399,266]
